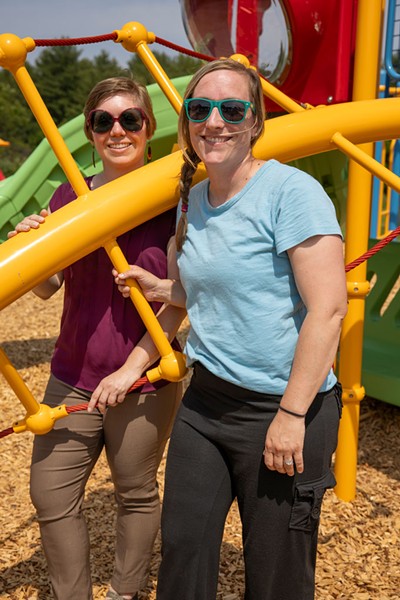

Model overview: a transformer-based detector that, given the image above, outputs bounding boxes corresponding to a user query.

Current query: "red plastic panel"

[180,0,358,110]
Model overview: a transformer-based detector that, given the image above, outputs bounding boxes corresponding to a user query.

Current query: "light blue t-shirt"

[177,159,342,394]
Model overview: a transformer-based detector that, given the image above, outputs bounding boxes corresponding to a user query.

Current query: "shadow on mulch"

[1,338,57,369]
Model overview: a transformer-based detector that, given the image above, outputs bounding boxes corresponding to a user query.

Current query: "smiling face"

[188,69,256,169]
[91,93,149,178]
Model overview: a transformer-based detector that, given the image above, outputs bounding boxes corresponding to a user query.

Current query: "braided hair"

[175,149,201,251]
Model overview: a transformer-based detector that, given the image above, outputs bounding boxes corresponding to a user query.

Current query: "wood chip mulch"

[0,293,399,599]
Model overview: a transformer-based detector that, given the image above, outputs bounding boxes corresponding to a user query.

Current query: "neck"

[91,162,144,189]
[208,155,262,207]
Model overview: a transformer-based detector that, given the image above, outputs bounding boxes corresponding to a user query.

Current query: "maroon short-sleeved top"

[49,178,179,393]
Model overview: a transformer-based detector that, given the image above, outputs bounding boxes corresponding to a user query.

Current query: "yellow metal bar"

[114,22,183,114]
[104,239,187,382]
[253,96,400,164]
[377,142,388,238]
[230,53,308,114]
[380,139,398,236]
[0,346,39,416]
[334,0,384,502]
[0,317,69,434]
[104,239,172,357]
[12,66,88,196]
[259,76,308,114]
[136,43,183,114]
[0,33,87,197]
[331,132,400,192]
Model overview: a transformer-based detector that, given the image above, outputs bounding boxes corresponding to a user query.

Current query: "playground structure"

[0,0,399,504]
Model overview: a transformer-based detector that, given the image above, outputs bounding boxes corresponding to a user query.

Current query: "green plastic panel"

[362,239,400,406]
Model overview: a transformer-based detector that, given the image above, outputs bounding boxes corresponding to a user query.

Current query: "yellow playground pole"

[334,0,384,501]
[114,22,183,113]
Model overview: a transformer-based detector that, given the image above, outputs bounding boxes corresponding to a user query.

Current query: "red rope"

[33,33,117,47]
[154,36,214,62]
[0,427,14,439]
[0,376,151,437]
[32,31,213,62]
[64,376,150,414]
[345,225,400,272]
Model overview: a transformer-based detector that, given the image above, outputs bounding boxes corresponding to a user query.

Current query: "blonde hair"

[83,76,156,141]
[176,59,265,251]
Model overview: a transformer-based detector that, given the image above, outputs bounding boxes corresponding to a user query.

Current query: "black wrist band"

[278,405,306,418]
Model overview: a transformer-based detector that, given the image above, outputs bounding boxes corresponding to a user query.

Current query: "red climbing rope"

[154,36,214,62]
[345,224,400,272]
[33,33,118,47]
[64,375,149,414]
[0,376,150,438]
[0,427,14,439]
[32,32,215,62]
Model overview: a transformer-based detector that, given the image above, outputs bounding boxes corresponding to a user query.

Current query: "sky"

[1,0,191,66]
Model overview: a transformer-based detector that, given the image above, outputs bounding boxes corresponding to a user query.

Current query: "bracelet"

[278,405,306,419]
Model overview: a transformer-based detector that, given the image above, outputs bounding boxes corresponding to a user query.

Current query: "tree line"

[0,45,204,176]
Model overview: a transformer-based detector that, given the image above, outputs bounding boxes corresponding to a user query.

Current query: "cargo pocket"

[289,471,336,532]
[334,382,343,419]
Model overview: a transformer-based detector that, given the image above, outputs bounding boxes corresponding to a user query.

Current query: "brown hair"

[175,59,266,251]
[83,76,156,141]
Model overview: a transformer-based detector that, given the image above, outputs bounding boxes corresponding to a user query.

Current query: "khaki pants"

[30,374,182,600]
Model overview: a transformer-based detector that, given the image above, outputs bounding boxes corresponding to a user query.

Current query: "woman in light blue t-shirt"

[116,58,348,600]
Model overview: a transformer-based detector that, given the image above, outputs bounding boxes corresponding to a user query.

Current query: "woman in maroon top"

[8,77,185,600]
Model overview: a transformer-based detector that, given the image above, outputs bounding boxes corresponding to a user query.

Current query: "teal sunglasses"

[184,97,255,124]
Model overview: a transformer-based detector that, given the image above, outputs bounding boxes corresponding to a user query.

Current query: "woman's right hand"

[113,266,165,302]
[7,209,49,238]
[114,264,186,308]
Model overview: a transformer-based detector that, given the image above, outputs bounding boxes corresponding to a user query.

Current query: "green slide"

[0,75,192,243]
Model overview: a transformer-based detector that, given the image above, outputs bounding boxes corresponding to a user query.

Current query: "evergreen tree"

[0,69,42,174]
[32,44,87,125]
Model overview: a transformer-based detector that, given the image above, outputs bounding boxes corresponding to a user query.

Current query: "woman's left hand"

[263,411,305,476]
[87,367,139,414]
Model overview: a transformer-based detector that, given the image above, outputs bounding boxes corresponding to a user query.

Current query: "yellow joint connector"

[341,385,365,403]
[229,54,251,67]
[146,351,188,383]
[0,33,35,70]
[13,403,69,435]
[346,280,370,299]
[113,22,156,53]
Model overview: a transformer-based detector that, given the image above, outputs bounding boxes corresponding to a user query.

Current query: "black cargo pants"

[157,362,342,600]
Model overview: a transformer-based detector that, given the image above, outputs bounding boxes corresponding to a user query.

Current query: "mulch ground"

[0,292,399,599]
